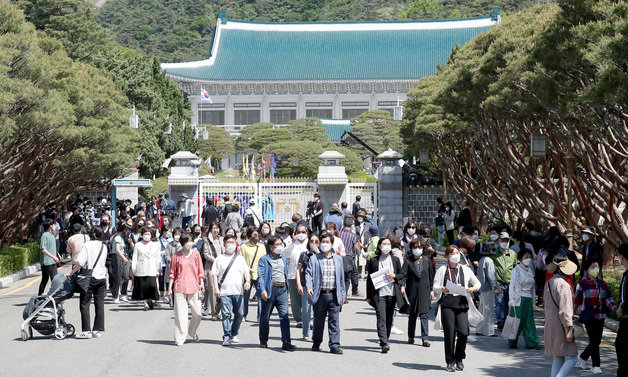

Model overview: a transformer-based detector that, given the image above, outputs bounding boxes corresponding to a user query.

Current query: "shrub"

[0,242,42,277]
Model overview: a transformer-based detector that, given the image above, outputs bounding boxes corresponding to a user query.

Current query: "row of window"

[198,109,384,126]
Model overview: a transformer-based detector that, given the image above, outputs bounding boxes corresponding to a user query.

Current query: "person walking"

[257,236,296,351]
[39,219,60,295]
[240,227,266,321]
[67,227,107,339]
[296,233,320,340]
[167,233,204,346]
[110,223,130,304]
[224,203,243,231]
[401,238,435,347]
[366,237,405,353]
[579,226,603,279]
[351,195,361,218]
[202,222,224,319]
[131,227,161,310]
[211,234,251,346]
[507,248,542,349]
[433,245,481,372]
[616,243,628,377]
[310,194,324,234]
[305,231,346,354]
[286,223,308,328]
[492,232,518,330]
[444,202,456,246]
[574,260,617,374]
[436,197,446,245]
[339,217,361,297]
[544,254,578,377]
[475,243,499,337]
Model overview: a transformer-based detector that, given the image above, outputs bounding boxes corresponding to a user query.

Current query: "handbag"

[501,308,520,340]
[74,243,105,294]
[343,255,354,273]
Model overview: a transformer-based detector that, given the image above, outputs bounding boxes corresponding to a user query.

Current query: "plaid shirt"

[574,276,616,320]
[321,255,336,290]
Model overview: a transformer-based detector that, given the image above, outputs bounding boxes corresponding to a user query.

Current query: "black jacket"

[401,255,435,315]
[456,207,472,228]
[366,255,405,311]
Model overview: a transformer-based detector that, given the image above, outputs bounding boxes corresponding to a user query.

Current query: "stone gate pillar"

[316,151,348,215]
[377,148,403,236]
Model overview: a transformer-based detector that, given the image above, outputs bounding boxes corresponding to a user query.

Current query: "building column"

[333,94,341,119]
[377,149,403,237]
[261,95,270,123]
[297,95,305,119]
[226,95,233,127]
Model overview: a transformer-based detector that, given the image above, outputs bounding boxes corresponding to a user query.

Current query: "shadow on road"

[393,362,446,371]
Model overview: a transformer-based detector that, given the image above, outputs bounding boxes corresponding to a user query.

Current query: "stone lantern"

[316,150,348,217]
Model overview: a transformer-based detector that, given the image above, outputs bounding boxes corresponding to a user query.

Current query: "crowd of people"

[36,194,628,376]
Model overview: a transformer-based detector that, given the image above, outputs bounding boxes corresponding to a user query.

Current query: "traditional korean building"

[161,10,500,135]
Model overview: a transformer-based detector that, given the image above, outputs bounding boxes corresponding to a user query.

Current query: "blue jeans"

[243,279,261,320]
[302,292,312,337]
[437,225,445,244]
[495,283,510,325]
[259,285,291,344]
[551,356,576,377]
[220,295,244,340]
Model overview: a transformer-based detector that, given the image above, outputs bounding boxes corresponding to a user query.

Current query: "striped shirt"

[321,255,336,290]
[339,229,356,257]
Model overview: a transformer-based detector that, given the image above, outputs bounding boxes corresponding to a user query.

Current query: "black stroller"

[20,273,75,340]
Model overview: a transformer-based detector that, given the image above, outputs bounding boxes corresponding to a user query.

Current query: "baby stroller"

[20,273,75,340]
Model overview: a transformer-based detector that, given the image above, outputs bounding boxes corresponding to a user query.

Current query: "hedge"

[0,242,41,277]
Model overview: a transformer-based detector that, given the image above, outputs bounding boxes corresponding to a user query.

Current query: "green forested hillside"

[96,0,540,63]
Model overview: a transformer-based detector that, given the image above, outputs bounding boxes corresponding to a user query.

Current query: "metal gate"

[199,182,257,224]
[259,181,317,227]
[347,182,378,221]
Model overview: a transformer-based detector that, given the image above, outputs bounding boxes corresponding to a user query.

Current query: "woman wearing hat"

[544,253,578,377]
[579,226,603,279]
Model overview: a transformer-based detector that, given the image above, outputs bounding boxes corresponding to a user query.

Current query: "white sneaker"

[231,336,240,344]
[112,298,120,304]
[591,367,602,374]
[76,331,92,339]
[120,295,129,302]
[391,326,403,335]
[92,331,102,338]
[577,355,590,370]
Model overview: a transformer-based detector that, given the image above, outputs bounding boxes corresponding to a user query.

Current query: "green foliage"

[235,122,274,151]
[348,171,378,183]
[197,124,235,161]
[333,146,364,174]
[349,110,404,158]
[287,118,330,144]
[248,128,294,152]
[95,0,542,63]
[261,140,323,177]
[605,275,621,320]
[0,242,43,276]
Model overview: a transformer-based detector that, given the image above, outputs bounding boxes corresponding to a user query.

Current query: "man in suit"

[306,231,346,354]
[456,199,472,230]
[352,195,361,217]
[580,226,604,278]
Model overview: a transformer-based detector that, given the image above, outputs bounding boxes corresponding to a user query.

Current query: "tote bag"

[501,308,520,340]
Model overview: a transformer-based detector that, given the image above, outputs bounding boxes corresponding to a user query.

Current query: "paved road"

[0,258,619,377]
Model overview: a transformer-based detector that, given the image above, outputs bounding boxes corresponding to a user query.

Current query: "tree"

[402,2,628,250]
[0,1,137,247]
[235,122,274,151]
[349,110,404,158]
[197,124,235,165]
[248,128,294,152]
[402,0,443,20]
[333,146,364,174]
[287,117,329,144]
[261,141,323,177]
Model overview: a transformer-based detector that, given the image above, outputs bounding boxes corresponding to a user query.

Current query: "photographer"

[69,206,91,232]
[310,194,323,234]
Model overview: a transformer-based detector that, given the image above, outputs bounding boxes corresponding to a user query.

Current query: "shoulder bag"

[74,243,105,294]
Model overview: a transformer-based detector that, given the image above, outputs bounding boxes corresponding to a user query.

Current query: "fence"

[347,182,378,221]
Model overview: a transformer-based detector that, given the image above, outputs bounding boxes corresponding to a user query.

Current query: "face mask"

[273,247,284,255]
[407,228,416,236]
[193,231,201,237]
[143,234,151,242]
[101,221,109,226]
[309,242,318,249]
[522,258,532,266]
[320,243,332,252]
[163,221,169,226]
[500,242,509,250]
[296,233,307,242]
[184,242,195,250]
[225,244,237,253]
[166,233,172,239]
[412,248,423,257]
[588,268,599,277]
[357,216,364,223]
[250,237,259,243]
[490,234,498,241]
[457,233,462,240]
[138,222,145,226]
[174,235,180,242]
[381,246,391,255]
[261,229,270,236]
[449,254,461,264]
[582,234,590,241]
[472,235,479,241]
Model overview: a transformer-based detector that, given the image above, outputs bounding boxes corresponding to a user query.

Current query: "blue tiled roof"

[162,15,497,82]
[321,119,352,142]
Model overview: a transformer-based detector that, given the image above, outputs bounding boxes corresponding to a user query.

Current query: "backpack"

[244,212,256,227]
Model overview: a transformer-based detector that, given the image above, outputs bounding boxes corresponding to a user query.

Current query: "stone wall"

[403,185,459,227]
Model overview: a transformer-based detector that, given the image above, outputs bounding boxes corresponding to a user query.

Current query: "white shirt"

[182,199,195,217]
[52,222,61,240]
[132,241,161,277]
[285,240,307,279]
[76,241,108,280]
[210,253,249,296]
[509,263,536,306]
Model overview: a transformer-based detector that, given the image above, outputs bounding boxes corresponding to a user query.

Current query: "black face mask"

[193,231,201,237]
[101,221,109,226]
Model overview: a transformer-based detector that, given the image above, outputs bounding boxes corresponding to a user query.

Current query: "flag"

[200,87,213,103]
[270,152,276,180]
[204,156,212,169]
[261,153,268,179]
[250,154,256,181]
[242,153,249,178]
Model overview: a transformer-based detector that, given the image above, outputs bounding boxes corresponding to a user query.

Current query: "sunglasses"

[310,240,320,244]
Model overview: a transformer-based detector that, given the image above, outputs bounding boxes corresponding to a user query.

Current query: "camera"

[306,200,315,218]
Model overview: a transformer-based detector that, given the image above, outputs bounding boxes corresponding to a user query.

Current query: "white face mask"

[273,247,284,255]
[261,228,270,236]
[500,242,510,250]
[522,258,532,266]
[184,242,195,250]
[296,233,307,242]
[381,246,391,255]
[320,243,332,253]
[472,235,479,241]
[449,254,461,264]
[412,248,423,257]
[490,234,498,241]
[225,243,237,254]
[457,233,462,240]
[357,216,365,223]
[142,234,152,242]
[582,234,590,241]
[174,235,180,242]
[407,228,416,236]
